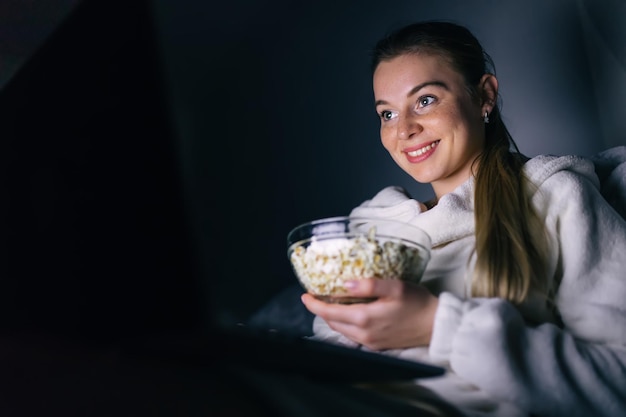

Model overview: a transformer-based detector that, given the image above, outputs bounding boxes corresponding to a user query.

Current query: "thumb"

[344,278,400,298]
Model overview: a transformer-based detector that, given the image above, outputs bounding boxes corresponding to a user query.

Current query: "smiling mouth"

[407,140,440,157]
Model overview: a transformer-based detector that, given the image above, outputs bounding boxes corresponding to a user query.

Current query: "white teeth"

[407,140,440,157]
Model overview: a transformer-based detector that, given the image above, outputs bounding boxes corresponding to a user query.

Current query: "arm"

[431,294,626,417]
[429,170,626,417]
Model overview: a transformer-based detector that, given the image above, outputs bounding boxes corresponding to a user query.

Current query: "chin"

[406,168,436,183]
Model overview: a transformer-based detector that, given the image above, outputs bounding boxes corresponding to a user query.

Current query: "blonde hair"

[471,115,548,303]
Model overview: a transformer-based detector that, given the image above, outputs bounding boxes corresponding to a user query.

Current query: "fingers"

[344,278,403,298]
[300,293,370,344]
[300,279,404,315]
[300,292,323,313]
[300,293,362,323]
[300,281,401,325]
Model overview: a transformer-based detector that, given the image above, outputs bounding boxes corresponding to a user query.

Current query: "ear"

[479,73,498,114]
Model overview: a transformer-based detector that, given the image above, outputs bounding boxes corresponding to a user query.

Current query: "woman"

[301,21,626,417]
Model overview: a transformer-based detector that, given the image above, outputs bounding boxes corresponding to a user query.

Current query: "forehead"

[373,53,463,95]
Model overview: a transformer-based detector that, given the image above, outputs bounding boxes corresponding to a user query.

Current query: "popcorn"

[289,226,425,297]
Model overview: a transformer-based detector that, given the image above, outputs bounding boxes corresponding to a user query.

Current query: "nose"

[397,113,420,140]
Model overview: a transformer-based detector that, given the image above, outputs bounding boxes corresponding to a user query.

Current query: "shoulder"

[523,148,626,220]
[522,153,606,220]
[522,153,599,190]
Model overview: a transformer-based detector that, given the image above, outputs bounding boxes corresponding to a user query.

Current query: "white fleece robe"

[311,147,626,417]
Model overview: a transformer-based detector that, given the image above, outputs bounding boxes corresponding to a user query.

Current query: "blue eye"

[418,96,436,107]
[379,110,397,121]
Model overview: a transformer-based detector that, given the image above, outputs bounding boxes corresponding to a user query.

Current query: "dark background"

[153,0,626,324]
[1,0,625,339]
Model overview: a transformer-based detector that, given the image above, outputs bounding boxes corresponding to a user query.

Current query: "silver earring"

[483,111,490,124]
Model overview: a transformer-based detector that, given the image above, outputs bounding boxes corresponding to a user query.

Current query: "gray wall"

[579,0,626,149]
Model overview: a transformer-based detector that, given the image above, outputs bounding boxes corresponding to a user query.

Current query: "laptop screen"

[1,0,208,340]
[1,0,315,339]
[1,0,446,384]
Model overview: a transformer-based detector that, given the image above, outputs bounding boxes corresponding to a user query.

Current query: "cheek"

[429,107,460,130]
[458,101,483,134]
[430,107,474,142]
[380,126,395,151]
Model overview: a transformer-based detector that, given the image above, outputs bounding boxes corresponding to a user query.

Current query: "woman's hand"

[301,279,438,351]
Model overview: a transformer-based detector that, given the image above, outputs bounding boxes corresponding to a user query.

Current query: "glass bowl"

[287,216,432,304]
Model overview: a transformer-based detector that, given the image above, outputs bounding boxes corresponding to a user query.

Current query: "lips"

[406,140,440,157]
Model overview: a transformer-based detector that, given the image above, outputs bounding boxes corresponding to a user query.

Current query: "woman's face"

[373,52,488,198]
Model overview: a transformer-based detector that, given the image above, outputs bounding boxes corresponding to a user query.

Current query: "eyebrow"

[374,80,449,107]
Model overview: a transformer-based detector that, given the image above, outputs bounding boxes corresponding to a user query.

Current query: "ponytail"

[472,108,548,303]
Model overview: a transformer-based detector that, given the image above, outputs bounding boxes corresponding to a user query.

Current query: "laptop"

[1,0,444,384]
